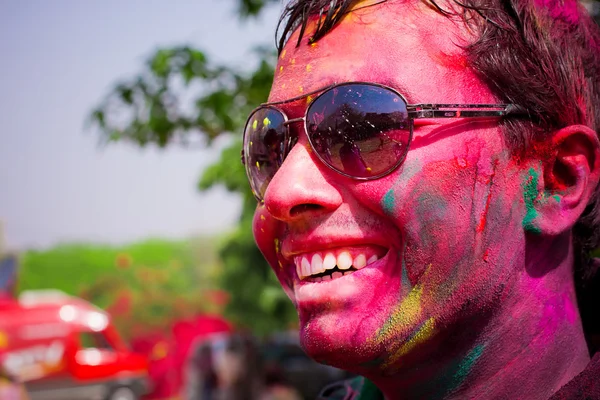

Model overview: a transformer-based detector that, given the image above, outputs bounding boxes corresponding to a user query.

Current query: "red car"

[0,290,149,400]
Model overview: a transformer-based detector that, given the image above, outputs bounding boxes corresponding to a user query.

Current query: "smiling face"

[252,2,541,373]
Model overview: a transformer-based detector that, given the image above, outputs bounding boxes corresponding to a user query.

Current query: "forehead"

[269,1,495,105]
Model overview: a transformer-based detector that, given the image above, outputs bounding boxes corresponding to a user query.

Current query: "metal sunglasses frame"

[241,81,526,201]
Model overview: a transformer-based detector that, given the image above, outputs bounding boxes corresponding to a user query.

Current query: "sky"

[0,1,282,250]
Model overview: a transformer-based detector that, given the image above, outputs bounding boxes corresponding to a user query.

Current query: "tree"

[89,1,295,335]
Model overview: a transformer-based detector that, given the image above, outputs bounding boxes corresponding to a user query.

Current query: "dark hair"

[276,0,600,352]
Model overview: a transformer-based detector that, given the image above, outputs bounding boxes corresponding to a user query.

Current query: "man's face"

[252,2,536,371]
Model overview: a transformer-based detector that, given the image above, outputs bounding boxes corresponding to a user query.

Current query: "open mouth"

[293,246,388,282]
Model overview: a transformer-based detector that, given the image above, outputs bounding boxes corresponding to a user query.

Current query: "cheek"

[253,207,294,294]
[370,136,527,287]
[399,160,487,284]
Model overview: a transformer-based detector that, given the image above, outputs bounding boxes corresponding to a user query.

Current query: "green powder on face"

[453,344,484,384]
[419,343,485,398]
[552,194,561,203]
[382,189,396,216]
[522,168,541,234]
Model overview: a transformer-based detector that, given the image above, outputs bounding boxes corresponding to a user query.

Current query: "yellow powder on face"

[372,261,433,345]
[379,285,424,339]
[306,64,313,72]
[298,86,304,93]
[280,49,287,59]
[306,95,314,105]
[279,65,284,73]
[384,317,436,367]
[274,238,281,254]
[260,215,266,221]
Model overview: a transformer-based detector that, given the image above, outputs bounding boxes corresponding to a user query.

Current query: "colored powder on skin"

[380,159,423,217]
[552,194,560,203]
[476,160,498,233]
[375,285,424,343]
[382,189,396,216]
[401,257,412,297]
[564,292,577,324]
[522,168,542,234]
[384,317,436,367]
[274,238,281,255]
[427,344,485,398]
[452,345,484,386]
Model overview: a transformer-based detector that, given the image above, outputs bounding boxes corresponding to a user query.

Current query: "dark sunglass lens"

[307,84,410,178]
[243,107,287,200]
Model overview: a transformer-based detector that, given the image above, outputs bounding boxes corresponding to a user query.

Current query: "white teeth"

[353,254,367,269]
[337,251,353,270]
[302,257,311,278]
[294,249,384,280]
[323,253,336,270]
[311,253,324,275]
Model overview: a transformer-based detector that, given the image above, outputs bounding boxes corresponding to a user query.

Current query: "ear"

[535,125,600,235]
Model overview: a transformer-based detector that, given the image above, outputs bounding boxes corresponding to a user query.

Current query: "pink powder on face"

[563,292,577,325]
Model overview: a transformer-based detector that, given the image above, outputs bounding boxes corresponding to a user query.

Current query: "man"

[242,0,600,398]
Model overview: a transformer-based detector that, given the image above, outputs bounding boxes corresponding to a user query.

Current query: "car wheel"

[107,386,137,400]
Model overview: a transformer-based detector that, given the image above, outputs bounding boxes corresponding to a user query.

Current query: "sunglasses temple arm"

[409,104,527,119]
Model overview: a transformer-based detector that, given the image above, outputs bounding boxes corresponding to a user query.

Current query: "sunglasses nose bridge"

[281,117,305,160]
[283,117,305,126]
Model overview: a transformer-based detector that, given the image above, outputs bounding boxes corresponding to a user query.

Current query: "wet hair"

[276,0,600,352]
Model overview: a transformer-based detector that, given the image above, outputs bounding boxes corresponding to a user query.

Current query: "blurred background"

[1,1,599,400]
[0,1,350,399]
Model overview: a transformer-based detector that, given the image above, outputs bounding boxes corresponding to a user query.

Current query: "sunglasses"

[242,82,525,202]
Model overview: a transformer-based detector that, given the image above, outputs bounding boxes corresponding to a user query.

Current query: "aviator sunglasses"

[242,82,525,202]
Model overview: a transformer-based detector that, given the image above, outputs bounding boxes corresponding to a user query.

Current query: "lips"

[291,246,388,282]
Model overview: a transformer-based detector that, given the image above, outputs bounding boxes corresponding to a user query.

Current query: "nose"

[263,137,343,222]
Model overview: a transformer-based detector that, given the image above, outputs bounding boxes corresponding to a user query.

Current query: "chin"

[295,306,394,372]
[299,324,381,370]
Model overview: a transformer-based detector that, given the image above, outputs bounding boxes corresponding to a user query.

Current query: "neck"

[368,236,590,400]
